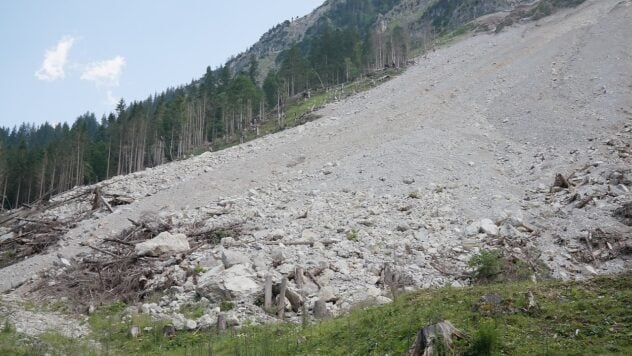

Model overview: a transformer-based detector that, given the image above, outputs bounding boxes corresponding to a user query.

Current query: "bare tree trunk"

[277,277,287,319]
[264,274,273,312]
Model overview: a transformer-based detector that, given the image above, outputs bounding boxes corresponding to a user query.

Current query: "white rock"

[129,326,141,338]
[480,219,499,236]
[135,232,190,257]
[185,319,197,330]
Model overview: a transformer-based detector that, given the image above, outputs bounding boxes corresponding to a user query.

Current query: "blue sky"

[0,0,323,129]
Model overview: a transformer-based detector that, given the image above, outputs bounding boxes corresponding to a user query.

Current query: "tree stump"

[313,299,329,319]
[216,313,226,335]
[407,320,465,356]
[277,277,288,319]
[264,274,273,312]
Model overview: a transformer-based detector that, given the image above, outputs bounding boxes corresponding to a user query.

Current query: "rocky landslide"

[1,0,631,338]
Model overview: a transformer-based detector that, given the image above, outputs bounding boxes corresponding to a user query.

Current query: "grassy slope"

[2,273,630,355]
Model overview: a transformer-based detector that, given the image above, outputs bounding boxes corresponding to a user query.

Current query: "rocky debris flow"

[0,0,630,338]
[0,297,89,338]
[521,119,632,280]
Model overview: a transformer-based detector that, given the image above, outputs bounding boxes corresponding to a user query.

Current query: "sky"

[0,0,323,129]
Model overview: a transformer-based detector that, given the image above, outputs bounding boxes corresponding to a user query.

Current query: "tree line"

[0,21,412,210]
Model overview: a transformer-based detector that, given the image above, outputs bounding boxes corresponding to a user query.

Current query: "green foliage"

[469,250,502,281]
[1,274,630,354]
[192,263,205,276]
[220,301,235,312]
[469,320,501,356]
[346,228,359,241]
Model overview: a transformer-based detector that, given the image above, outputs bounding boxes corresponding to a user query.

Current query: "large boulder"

[198,264,260,300]
[135,232,190,256]
[221,250,251,268]
[480,219,499,236]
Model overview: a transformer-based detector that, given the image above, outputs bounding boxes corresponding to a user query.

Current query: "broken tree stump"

[264,274,273,313]
[551,173,571,192]
[216,313,226,334]
[313,299,329,319]
[285,288,303,313]
[407,320,465,356]
[523,291,540,314]
[277,277,288,319]
[295,266,305,289]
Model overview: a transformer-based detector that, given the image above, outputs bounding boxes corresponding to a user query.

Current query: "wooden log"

[285,288,303,313]
[305,270,322,289]
[277,277,288,319]
[264,274,273,312]
[100,195,114,213]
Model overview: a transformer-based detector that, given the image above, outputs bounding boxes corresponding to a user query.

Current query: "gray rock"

[403,177,415,184]
[499,223,521,238]
[319,286,338,302]
[480,219,499,236]
[464,221,481,237]
[171,313,186,330]
[221,250,250,268]
[135,232,190,257]
[271,248,287,265]
[301,229,319,240]
[196,314,215,329]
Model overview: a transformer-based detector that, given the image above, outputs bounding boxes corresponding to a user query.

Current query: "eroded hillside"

[0,0,630,350]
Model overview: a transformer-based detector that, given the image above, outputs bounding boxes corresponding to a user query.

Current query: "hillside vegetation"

[2,273,630,355]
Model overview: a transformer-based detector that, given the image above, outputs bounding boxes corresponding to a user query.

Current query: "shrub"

[469,250,502,281]
[220,301,235,312]
[346,229,359,241]
[469,321,501,355]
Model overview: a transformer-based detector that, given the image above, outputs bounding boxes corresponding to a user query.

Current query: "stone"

[480,219,499,236]
[403,177,415,184]
[171,313,186,330]
[464,221,481,237]
[301,229,319,240]
[198,264,259,300]
[499,223,521,238]
[135,232,190,257]
[271,248,287,265]
[585,265,598,275]
[185,319,197,330]
[196,314,215,329]
[319,286,338,302]
[128,326,141,338]
[221,250,250,268]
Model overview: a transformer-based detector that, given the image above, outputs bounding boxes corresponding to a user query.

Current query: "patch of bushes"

[469,250,502,281]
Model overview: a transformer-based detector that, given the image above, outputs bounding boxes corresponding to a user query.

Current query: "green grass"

[3,273,629,355]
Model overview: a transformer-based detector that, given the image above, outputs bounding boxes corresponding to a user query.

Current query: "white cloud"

[35,36,75,81]
[81,56,126,86]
